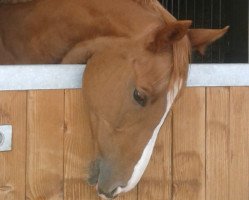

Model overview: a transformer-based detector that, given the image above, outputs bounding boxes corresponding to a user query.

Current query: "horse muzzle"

[96,183,119,199]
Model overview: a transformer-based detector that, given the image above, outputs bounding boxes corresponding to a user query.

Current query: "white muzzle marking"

[113,79,183,196]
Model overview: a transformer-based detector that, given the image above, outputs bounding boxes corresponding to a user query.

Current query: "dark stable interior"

[160,0,248,63]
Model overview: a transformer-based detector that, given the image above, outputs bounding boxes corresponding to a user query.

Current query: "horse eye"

[133,89,147,107]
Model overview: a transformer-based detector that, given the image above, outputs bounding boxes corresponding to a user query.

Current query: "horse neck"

[0,0,162,64]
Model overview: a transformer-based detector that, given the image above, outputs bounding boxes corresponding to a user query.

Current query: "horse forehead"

[133,55,172,89]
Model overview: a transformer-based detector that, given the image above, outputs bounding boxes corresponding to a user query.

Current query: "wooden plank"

[172,88,206,200]
[26,90,64,200]
[229,87,249,200]
[206,87,230,200]
[138,112,173,200]
[64,89,98,200]
[0,91,27,200]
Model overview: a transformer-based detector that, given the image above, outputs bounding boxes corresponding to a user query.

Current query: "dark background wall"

[159,0,248,63]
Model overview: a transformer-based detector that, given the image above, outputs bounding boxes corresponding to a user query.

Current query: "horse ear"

[188,26,229,55]
[148,20,192,53]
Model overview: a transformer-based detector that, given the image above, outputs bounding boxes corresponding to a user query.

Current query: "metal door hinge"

[0,125,12,152]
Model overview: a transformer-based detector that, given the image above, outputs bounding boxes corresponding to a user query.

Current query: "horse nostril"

[111,187,118,196]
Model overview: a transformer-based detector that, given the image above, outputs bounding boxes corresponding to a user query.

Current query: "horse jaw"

[113,79,183,196]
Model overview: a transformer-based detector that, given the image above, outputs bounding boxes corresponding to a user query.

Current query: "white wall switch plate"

[0,125,12,152]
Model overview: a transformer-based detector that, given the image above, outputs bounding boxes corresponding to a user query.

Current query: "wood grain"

[138,112,173,200]
[0,91,27,200]
[172,88,206,200]
[26,90,64,200]
[0,87,249,200]
[229,87,249,200]
[64,89,97,200]
[206,87,230,200]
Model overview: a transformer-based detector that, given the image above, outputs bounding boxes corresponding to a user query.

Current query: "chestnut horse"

[0,0,228,199]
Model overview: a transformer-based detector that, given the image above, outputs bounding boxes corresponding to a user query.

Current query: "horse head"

[0,0,229,199]
[62,20,228,199]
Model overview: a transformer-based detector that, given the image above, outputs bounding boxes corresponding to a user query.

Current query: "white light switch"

[0,125,12,152]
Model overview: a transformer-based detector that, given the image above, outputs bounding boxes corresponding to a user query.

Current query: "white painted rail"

[0,64,248,91]
[187,64,249,87]
[0,65,84,90]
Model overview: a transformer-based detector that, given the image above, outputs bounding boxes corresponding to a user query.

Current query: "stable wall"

[0,87,248,200]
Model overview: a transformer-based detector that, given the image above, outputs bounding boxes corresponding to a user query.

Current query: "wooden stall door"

[0,87,248,200]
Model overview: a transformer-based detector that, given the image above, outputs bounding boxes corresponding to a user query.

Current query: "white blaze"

[114,79,183,196]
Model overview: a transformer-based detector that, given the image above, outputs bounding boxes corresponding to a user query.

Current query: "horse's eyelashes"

[133,89,147,107]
